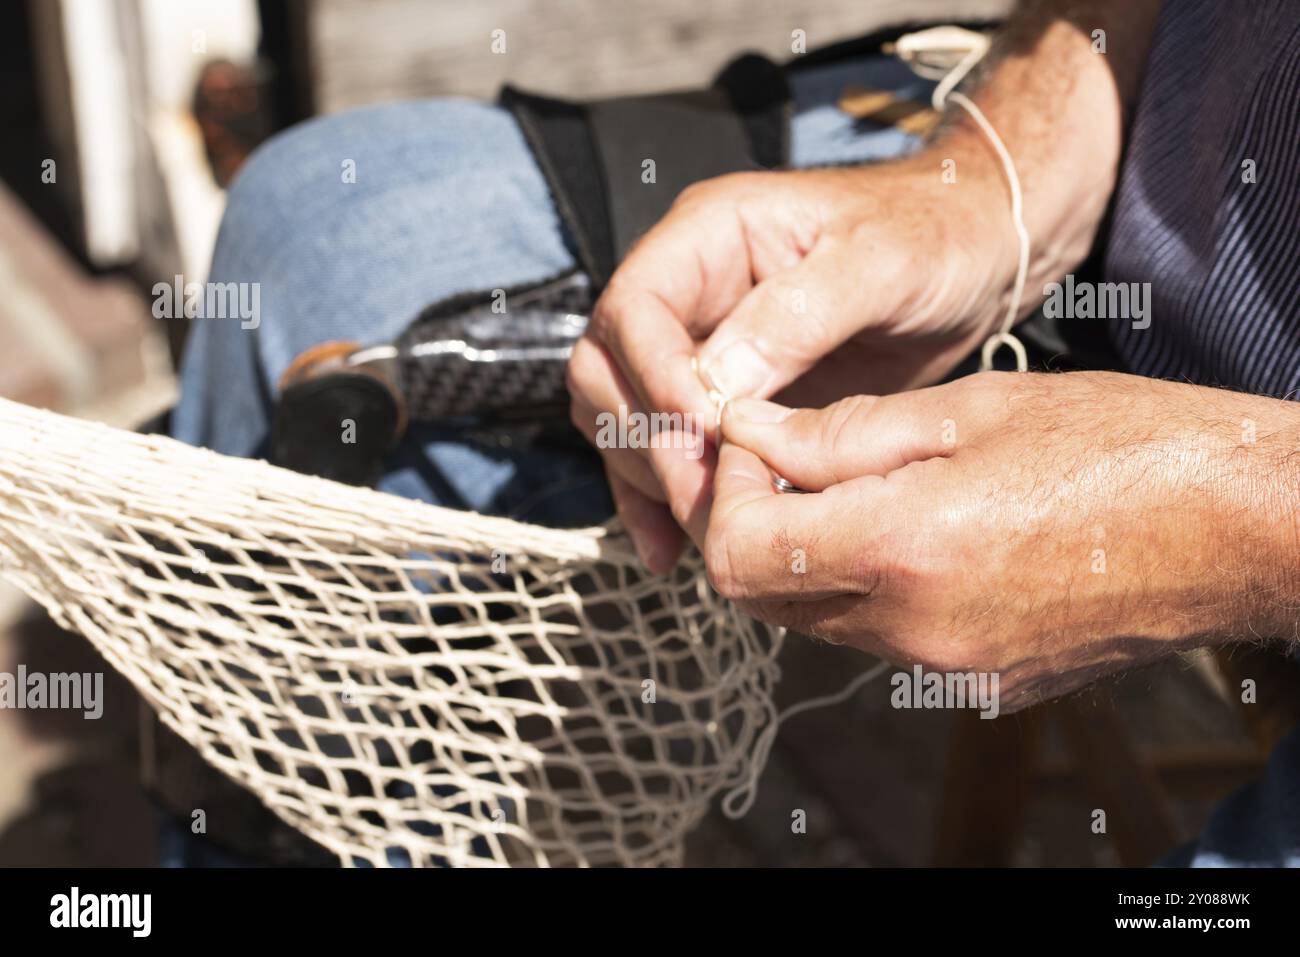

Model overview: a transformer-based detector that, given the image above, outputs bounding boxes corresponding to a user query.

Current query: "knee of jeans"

[215,98,521,267]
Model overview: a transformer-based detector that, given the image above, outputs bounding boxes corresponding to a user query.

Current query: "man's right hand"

[567,147,1017,571]
[567,2,1161,573]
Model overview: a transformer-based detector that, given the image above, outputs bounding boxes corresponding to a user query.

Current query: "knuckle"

[844,216,890,256]
[671,179,711,209]
[674,172,742,209]
[910,632,981,676]
[704,524,747,601]
[673,171,776,218]
[966,369,1015,392]
[816,395,874,457]
[800,295,836,345]
[764,276,836,350]
[963,369,1019,402]
[564,337,602,398]
[588,287,627,347]
[958,369,1021,423]
[719,170,768,195]
[878,580,975,671]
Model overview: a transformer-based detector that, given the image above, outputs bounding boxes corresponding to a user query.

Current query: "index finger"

[588,202,752,437]
[589,283,716,430]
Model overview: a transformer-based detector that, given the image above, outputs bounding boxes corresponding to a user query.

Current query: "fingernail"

[700,339,771,399]
[727,397,792,424]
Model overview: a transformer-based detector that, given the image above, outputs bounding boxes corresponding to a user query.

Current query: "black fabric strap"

[500,52,789,291]
[499,86,618,288]
[587,89,756,263]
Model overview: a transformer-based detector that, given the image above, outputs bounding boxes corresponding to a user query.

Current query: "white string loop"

[715,27,1034,821]
[900,26,1033,373]
[722,657,892,818]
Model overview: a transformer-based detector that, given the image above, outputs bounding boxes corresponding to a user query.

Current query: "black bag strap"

[500,52,790,290]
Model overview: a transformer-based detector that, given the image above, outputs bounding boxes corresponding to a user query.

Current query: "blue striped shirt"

[1104,0,1300,397]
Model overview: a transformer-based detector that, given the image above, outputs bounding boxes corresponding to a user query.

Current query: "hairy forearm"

[936,1,1164,315]
[1143,383,1300,648]
[1221,392,1300,645]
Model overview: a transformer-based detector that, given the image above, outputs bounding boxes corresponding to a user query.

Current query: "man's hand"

[567,2,1163,573]
[710,371,1300,710]
[568,154,1016,571]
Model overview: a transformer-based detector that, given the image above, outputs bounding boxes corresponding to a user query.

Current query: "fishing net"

[0,397,783,866]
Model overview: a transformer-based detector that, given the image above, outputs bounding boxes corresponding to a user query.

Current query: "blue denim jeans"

[169,57,1300,868]
[171,56,931,524]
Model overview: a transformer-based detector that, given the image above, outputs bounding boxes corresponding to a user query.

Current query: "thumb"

[693,247,866,402]
[719,393,949,491]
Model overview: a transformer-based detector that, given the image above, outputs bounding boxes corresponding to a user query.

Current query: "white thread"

[905,27,1032,373]
[714,39,1033,820]
[722,657,892,818]
[695,337,886,817]
[691,354,730,428]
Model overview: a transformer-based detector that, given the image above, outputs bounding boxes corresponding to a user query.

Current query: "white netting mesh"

[0,398,783,866]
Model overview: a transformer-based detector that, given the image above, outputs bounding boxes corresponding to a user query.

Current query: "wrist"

[918,13,1141,328]
[1186,391,1300,645]
[1233,400,1300,641]
[898,135,1023,337]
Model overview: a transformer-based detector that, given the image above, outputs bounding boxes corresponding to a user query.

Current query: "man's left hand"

[710,370,1300,710]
